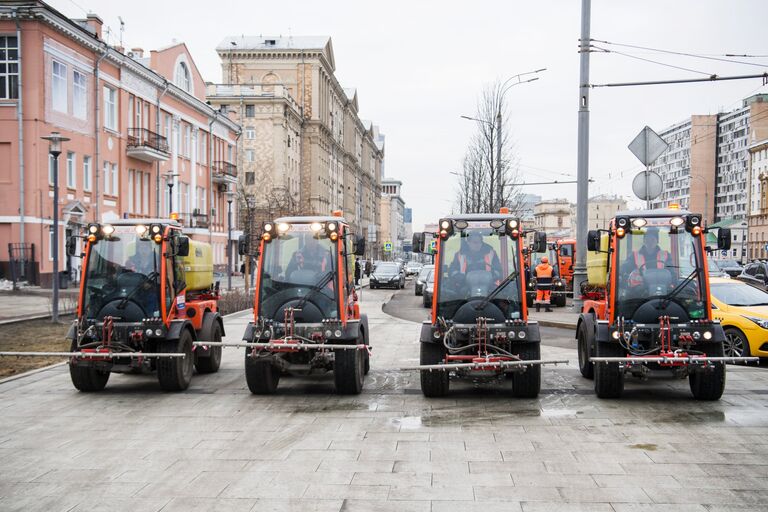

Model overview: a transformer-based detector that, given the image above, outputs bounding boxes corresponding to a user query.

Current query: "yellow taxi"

[710,277,768,360]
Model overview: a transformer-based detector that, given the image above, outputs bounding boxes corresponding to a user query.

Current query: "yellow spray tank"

[181,239,214,292]
[586,232,609,287]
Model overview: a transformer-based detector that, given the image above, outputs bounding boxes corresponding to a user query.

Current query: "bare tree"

[455,80,524,215]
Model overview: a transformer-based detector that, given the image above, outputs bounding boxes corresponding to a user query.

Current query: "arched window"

[175,62,190,92]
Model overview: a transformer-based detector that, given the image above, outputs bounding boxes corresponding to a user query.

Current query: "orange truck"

[551,238,575,291]
[576,208,756,399]
[7,219,228,392]
[237,213,370,395]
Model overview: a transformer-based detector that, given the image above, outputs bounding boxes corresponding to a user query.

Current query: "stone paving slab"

[0,290,767,511]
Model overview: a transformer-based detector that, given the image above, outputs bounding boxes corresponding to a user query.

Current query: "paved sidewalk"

[0,292,767,511]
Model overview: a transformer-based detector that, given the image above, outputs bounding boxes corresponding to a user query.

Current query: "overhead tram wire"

[591,45,715,76]
[591,39,768,68]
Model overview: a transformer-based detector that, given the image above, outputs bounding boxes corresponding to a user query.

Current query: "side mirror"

[354,237,366,256]
[412,232,424,253]
[177,236,190,257]
[532,232,547,253]
[238,235,249,256]
[587,230,601,252]
[717,228,732,251]
[66,236,78,257]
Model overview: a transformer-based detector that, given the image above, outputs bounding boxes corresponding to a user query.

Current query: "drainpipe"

[13,9,24,252]
[208,112,216,245]
[156,79,169,216]
[93,42,108,222]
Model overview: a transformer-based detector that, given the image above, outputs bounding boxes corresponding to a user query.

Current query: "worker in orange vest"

[535,256,554,312]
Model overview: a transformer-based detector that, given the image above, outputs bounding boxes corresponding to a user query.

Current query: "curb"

[536,319,578,330]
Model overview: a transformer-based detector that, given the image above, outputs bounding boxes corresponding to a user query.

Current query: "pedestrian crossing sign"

[429,240,437,253]
[384,242,392,252]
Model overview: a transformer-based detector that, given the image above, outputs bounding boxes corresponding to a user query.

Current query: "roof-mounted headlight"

[277,222,291,233]
[632,218,647,228]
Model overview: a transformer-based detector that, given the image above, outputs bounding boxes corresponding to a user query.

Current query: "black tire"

[157,329,194,392]
[594,342,624,399]
[194,322,222,374]
[420,342,449,397]
[526,294,533,308]
[69,339,110,392]
[362,328,370,375]
[334,345,364,395]
[245,350,280,394]
[553,293,567,308]
[512,342,541,398]
[689,342,726,401]
[577,321,595,379]
[723,327,749,359]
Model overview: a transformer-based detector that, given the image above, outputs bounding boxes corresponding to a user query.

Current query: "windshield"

[436,226,522,320]
[258,226,338,320]
[615,221,707,321]
[712,282,768,306]
[83,226,161,320]
[426,270,434,284]
[375,263,399,274]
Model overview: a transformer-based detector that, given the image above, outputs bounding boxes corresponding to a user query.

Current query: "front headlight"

[744,316,768,329]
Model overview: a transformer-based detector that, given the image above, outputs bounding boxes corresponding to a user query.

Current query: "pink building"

[0,1,240,287]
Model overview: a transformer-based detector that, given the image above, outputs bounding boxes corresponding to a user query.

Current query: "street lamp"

[245,195,256,289]
[41,132,70,323]
[165,171,179,215]
[226,189,234,291]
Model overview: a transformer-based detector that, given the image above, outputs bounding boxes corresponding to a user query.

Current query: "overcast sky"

[50,0,768,230]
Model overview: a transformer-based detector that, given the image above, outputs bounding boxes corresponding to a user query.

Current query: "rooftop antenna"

[118,16,124,47]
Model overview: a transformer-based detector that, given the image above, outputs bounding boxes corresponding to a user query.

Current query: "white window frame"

[142,172,149,214]
[66,152,76,188]
[73,70,87,119]
[83,155,91,191]
[103,86,117,131]
[246,149,254,162]
[245,128,255,140]
[0,36,19,99]
[111,163,118,196]
[103,161,110,196]
[127,169,134,213]
[52,60,67,113]
[48,153,55,185]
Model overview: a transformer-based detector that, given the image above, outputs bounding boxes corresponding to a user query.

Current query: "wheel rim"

[723,332,743,357]
[182,339,194,380]
[578,333,587,369]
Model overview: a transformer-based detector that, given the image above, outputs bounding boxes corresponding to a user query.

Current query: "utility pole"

[572,0,591,310]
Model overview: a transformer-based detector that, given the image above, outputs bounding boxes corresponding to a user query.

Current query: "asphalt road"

[382,277,577,349]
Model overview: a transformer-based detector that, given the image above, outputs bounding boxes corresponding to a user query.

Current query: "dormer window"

[175,61,191,92]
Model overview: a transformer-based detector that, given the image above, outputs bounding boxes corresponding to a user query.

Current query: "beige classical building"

[379,179,406,260]
[533,198,573,237]
[209,36,384,244]
[588,194,627,231]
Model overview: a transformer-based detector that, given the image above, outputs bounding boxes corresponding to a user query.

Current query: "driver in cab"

[286,235,332,279]
[126,242,157,275]
[448,231,502,288]
[625,227,671,289]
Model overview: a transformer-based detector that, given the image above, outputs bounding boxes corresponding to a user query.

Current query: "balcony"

[127,128,170,163]
[212,161,237,185]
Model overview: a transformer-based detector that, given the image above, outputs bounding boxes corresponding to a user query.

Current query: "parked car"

[405,261,423,276]
[708,258,730,279]
[717,258,744,278]
[736,261,768,292]
[370,262,405,289]
[414,265,434,296]
[710,277,768,361]
[422,270,435,308]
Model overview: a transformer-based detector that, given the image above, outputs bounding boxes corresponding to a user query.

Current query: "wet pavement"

[1,285,767,511]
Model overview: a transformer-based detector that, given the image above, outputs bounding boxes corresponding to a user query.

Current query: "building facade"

[588,194,627,231]
[747,139,768,260]
[380,178,406,260]
[0,2,240,285]
[211,36,384,247]
[533,198,573,237]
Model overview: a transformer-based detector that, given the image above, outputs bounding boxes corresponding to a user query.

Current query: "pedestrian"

[365,260,372,277]
[354,258,361,285]
[535,256,554,312]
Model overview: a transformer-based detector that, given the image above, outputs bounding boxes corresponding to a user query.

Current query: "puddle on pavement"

[629,443,658,451]
[293,402,374,414]
[651,411,727,424]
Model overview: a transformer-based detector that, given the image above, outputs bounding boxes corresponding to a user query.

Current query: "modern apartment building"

[0,1,240,285]
[211,36,384,242]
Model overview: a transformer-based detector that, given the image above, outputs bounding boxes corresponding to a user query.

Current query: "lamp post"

[226,189,234,291]
[245,195,256,290]
[165,171,179,216]
[41,132,70,323]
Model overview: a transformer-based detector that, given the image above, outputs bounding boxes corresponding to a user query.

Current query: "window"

[245,127,255,140]
[175,61,190,92]
[184,124,191,158]
[111,163,118,196]
[73,70,87,119]
[83,156,91,191]
[66,152,76,188]
[245,104,255,117]
[135,97,142,130]
[227,144,233,162]
[0,36,19,99]
[246,172,255,185]
[128,169,134,212]
[103,86,117,130]
[142,172,149,214]
[103,162,110,195]
[197,186,206,213]
[199,136,206,163]
[52,60,67,113]
[245,149,254,162]
[48,153,55,185]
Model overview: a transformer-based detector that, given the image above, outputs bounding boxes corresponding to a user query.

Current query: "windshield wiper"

[659,268,700,308]
[294,271,335,310]
[474,271,519,311]
[116,271,158,310]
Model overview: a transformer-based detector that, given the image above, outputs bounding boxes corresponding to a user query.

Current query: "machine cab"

[252,213,365,327]
[588,209,716,325]
[78,220,189,325]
